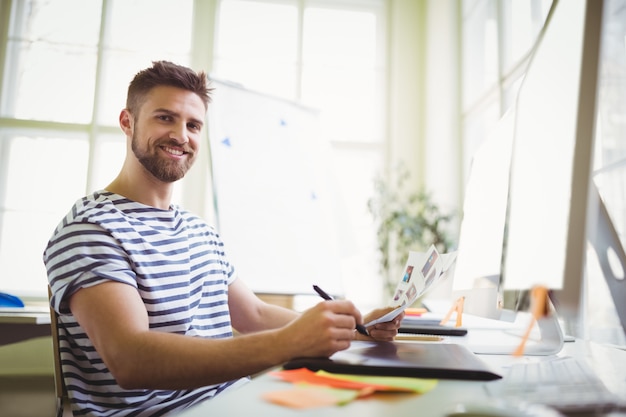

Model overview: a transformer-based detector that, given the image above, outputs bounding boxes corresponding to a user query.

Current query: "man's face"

[129,85,206,183]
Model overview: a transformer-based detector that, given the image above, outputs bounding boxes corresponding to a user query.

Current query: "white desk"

[0,307,51,346]
[175,338,626,417]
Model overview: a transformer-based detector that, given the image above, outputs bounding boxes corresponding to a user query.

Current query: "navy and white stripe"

[43,191,248,416]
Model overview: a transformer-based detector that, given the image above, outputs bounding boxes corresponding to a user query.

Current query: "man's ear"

[119,109,133,135]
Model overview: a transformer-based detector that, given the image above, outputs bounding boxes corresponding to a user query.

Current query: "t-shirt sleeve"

[44,221,137,315]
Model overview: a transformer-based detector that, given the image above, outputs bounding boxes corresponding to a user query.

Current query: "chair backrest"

[49,287,69,417]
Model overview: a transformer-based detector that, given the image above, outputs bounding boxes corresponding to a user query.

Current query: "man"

[43,61,402,416]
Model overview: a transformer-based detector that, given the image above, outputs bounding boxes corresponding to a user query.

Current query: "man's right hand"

[277,299,363,359]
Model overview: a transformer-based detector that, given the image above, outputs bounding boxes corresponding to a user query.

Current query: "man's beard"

[131,131,195,183]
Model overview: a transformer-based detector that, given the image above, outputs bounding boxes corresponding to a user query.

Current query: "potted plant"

[367,163,455,295]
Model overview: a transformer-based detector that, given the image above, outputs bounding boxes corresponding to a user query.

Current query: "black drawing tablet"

[283,341,501,381]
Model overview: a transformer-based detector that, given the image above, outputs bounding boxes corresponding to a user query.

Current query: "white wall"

[387,0,462,231]
[424,0,461,222]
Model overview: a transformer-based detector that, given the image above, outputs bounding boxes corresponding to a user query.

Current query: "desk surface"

[0,307,51,346]
[176,338,626,417]
[0,307,51,325]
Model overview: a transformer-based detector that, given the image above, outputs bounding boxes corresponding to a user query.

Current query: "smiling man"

[43,61,403,417]
[110,68,207,208]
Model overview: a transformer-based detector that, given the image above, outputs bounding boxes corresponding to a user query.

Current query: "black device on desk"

[283,341,500,381]
[399,319,468,337]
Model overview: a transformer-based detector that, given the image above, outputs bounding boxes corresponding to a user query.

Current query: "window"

[461,0,551,181]
[212,0,387,305]
[0,0,387,305]
[2,0,101,124]
[214,0,299,100]
[0,0,194,297]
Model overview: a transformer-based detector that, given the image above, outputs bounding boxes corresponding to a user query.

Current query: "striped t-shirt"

[43,191,249,417]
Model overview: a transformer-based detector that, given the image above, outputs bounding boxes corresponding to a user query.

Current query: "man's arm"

[227,278,300,333]
[227,279,405,340]
[69,280,362,390]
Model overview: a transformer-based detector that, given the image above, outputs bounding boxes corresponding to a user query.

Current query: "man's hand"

[359,307,405,342]
[277,300,363,358]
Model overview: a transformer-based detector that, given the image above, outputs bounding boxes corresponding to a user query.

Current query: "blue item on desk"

[0,292,25,307]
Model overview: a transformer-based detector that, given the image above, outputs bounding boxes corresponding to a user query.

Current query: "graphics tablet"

[283,341,501,381]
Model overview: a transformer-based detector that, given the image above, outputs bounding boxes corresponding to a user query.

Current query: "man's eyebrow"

[153,108,179,116]
[189,117,204,127]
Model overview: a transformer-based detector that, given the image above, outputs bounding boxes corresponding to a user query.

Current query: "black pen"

[313,285,369,336]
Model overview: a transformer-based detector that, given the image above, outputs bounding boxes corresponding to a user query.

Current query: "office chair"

[48,287,70,417]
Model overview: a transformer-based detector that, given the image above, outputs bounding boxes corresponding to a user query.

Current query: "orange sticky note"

[270,368,389,391]
[270,368,436,393]
[404,307,428,316]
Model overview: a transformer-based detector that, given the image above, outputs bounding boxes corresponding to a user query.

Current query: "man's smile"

[162,145,185,156]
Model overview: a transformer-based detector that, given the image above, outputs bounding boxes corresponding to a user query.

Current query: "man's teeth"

[164,146,183,156]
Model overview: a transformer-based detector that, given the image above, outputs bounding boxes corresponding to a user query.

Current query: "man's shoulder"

[45,192,125,257]
[51,191,138,236]
[69,190,124,221]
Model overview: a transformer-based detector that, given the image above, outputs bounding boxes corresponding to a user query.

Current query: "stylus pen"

[313,285,369,336]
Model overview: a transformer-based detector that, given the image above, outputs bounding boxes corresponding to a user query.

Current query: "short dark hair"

[126,60,213,115]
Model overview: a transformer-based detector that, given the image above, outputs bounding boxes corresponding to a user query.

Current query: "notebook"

[283,341,501,381]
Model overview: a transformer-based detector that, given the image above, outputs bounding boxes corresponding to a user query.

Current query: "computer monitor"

[584,0,626,346]
[500,0,602,337]
[451,109,514,320]
[452,0,626,351]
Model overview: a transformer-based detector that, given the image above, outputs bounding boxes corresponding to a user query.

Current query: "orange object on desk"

[404,307,428,316]
[439,296,465,327]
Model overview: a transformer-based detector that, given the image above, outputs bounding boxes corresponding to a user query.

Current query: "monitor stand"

[454,286,565,356]
[587,184,626,346]
[468,303,565,356]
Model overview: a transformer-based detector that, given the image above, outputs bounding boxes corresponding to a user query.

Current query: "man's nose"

[169,123,189,144]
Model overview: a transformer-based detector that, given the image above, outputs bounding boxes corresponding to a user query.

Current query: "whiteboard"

[207,78,344,296]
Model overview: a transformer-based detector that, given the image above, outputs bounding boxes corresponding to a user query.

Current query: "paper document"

[365,245,457,327]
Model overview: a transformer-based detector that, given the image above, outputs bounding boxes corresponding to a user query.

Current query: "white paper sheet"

[364,245,457,327]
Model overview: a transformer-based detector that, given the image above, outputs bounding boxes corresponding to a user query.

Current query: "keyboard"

[486,356,622,414]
